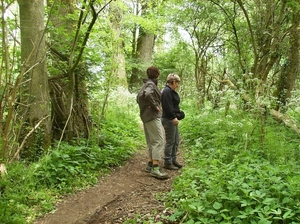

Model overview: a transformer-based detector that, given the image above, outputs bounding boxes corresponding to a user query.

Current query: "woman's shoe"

[163,164,179,170]
[173,161,183,168]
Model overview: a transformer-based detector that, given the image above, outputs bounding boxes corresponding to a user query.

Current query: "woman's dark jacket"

[161,85,181,120]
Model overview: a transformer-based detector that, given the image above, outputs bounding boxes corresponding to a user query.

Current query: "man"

[136,66,169,180]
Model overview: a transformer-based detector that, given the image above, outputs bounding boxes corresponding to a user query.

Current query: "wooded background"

[1,0,299,162]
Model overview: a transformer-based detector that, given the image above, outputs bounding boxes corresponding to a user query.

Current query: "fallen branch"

[206,72,250,102]
[207,73,237,90]
[270,109,300,136]
[202,70,300,135]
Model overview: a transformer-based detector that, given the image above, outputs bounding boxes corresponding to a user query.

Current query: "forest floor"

[34,148,184,224]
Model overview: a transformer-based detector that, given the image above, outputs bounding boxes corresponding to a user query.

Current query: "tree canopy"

[0,0,299,160]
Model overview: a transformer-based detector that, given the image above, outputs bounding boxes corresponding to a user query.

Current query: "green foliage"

[0,90,144,223]
[34,143,107,192]
[124,213,165,224]
[165,106,300,223]
[0,162,57,224]
[154,42,195,91]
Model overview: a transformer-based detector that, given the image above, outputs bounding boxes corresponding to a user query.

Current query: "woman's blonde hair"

[166,73,180,83]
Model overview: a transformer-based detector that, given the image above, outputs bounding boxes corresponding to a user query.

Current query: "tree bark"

[17,0,51,160]
[274,10,300,111]
[236,1,288,97]
[47,0,91,141]
[129,2,155,91]
[110,0,128,88]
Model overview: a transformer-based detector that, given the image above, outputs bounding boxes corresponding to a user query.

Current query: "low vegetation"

[0,89,144,223]
[164,103,300,223]
[1,90,300,223]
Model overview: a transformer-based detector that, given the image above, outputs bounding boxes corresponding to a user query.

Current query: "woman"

[161,73,183,170]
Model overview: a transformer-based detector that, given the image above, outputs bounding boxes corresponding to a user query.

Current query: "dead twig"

[0,163,7,177]
[11,115,50,162]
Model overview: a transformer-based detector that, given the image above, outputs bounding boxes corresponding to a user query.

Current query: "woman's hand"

[173,118,179,126]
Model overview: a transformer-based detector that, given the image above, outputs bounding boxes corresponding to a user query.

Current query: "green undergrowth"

[165,108,300,223]
[0,91,144,223]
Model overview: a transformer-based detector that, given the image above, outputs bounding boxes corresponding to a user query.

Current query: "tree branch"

[11,115,50,162]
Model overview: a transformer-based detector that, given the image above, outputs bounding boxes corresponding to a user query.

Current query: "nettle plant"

[166,108,300,223]
[168,154,300,223]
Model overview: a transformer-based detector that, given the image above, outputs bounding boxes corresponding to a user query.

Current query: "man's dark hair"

[146,66,160,79]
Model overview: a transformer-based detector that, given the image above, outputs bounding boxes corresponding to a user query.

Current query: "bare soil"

[34,149,183,224]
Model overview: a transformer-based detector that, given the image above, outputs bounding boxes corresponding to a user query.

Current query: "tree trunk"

[17,0,51,160]
[129,2,155,91]
[110,0,128,88]
[48,0,91,141]
[130,28,155,91]
[237,1,287,97]
[194,57,206,108]
[274,11,300,111]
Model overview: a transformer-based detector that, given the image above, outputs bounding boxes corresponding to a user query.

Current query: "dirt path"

[34,149,183,224]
